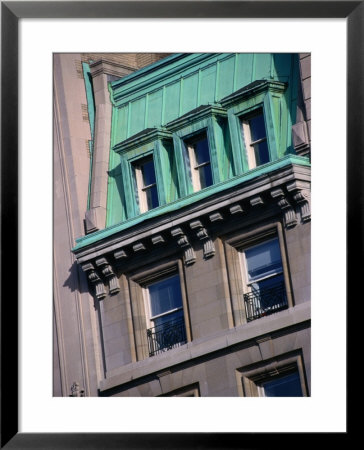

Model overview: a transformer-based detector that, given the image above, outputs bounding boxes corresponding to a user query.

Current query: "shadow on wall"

[63,260,89,295]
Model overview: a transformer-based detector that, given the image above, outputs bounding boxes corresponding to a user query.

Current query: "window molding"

[167,104,228,196]
[241,109,270,169]
[128,259,192,361]
[132,155,159,213]
[113,127,174,219]
[223,222,293,327]
[159,383,200,397]
[184,131,213,192]
[221,80,288,176]
[236,352,308,397]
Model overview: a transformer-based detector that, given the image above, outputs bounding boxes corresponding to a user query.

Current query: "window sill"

[99,301,310,393]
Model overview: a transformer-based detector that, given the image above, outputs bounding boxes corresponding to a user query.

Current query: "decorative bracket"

[209,212,224,223]
[229,203,244,215]
[151,234,165,245]
[95,257,120,295]
[286,183,311,223]
[250,196,264,207]
[271,188,297,228]
[133,242,146,252]
[171,227,196,266]
[81,263,107,299]
[114,249,128,260]
[189,220,215,259]
[293,189,311,222]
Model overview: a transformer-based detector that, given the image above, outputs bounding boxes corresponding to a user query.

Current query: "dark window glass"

[253,141,270,166]
[185,133,213,190]
[261,371,303,397]
[198,163,213,188]
[135,157,159,211]
[249,114,266,142]
[141,159,156,187]
[145,184,159,210]
[243,238,287,321]
[149,274,183,319]
[147,274,186,356]
[194,138,210,165]
[246,112,270,166]
[245,239,283,282]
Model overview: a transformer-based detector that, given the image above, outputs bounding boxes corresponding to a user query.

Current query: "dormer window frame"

[132,154,159,213]
[221,80,288,176]
[166,104,228,197]
[240,108,270,169]
[113,128,173,220]
[183,129,213,192]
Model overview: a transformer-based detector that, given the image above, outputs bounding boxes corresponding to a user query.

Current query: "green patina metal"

[82,62,96,210]
[99,53,301,235]
[113,128,176,218]
[73,154,310,251]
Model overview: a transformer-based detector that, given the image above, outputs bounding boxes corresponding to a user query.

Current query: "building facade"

[54,53,311,397]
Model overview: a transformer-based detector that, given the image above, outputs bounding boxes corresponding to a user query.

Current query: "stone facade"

[54,53,311,397]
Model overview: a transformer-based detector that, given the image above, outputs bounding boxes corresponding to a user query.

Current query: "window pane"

[198,164,213,188]
[245,239,282,282]
[194,138,210,165]
[249,114,266,142]
[149,274,183,317]
[153,308,184,329]
[145,185,159,209]
[262,371,303,397]
[250,273,284,293]
[141,159,156,186]
[254,140,270,165]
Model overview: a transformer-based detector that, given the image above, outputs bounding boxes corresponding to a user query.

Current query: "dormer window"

[242,111,269,169]
[184,132,213,191]
[133,156,159,212]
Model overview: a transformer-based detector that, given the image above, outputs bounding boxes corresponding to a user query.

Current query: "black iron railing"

[147,317,187,357]
[244,281,288,322]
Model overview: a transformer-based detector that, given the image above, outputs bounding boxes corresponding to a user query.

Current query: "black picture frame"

[1,1,357,448]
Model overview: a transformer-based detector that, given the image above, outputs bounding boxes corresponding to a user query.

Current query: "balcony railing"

[244,281,288,322]
[147,317,187,357]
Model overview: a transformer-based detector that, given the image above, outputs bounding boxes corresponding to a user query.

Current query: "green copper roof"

[73,155,310,251]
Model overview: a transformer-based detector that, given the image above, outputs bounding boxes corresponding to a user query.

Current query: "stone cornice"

[73,161,311,275]
[74,156,310,254]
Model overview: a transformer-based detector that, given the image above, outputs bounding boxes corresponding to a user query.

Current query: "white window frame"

[241,111,268,169]
[240,236,289,321]
[241,237,284,295]
[184,132,212,191]
[143,273,187,357]
[133,156,158,213]
[143,273,184,330]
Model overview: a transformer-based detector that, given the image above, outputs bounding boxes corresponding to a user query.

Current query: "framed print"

[1,1,358,448]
